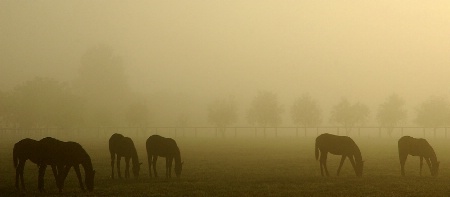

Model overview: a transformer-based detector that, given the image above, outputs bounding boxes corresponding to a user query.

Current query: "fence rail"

[1,126,450,141]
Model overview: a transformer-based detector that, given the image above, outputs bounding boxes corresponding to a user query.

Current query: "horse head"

[356,160,364,177]
[432,161,440,176]
[85,169,95,192]
[132,162,142,178]
[175,161,184,178]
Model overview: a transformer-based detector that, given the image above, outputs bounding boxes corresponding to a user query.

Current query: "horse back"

[39,137,90,165]
[146,135,179,157]
[398,136,434,157]
[109,133,136,156]
[316,133,358,155]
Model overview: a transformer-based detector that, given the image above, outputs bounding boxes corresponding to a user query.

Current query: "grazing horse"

[398,136,440,176]
[315,133,364,177]
[13,138,59,192]
[109,133,142,179]
[38,137,95,192]
[146,135,183,178]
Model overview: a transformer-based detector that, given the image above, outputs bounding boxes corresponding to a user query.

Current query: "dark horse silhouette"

[13,138,59,192]
[38,137,95,192]
[398,136,440,176]
[146,135,183,178]
[109,133,141,179]
[315,133,364,177]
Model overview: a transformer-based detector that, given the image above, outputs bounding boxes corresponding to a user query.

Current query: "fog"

[2,1,450,127]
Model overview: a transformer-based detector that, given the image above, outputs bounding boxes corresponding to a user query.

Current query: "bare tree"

[208,96,238,137]
[247,91,283,137]
[377,94,407,136]
[415,96,450,137]
[291,94,322,127]
[330,98,369,135]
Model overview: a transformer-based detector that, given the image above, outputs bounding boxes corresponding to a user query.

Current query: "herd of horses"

[13,134,182,193]
[315,134,440,177]
[13,132,439,193]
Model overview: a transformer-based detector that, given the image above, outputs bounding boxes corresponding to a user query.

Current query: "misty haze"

[2,1,450,196]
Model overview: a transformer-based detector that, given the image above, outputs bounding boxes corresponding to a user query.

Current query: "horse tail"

[13,144,18,168]
[315,139,319,160]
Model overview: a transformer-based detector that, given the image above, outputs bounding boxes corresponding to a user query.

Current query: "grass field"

[1,134,450,196]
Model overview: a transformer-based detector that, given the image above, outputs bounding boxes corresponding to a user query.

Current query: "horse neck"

[353,146,363,163]
[429,151,438,165]
[80,154,93,172]
[174,152,181,166]
[131,148,140,166]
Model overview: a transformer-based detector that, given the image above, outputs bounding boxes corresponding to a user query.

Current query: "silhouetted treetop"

[207,96,238,128]
[415,96,450,128]
[291,94,322,127]
[377,94,407,135]
[247,91,283,127]
[330,98,369,130]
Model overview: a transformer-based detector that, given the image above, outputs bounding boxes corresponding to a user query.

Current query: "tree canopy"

[290,94,322,127]
[330,98,369,133]
[247,91,283,127]
[377,94,407,135]
[208,96,238,128]
[415,96,450,128]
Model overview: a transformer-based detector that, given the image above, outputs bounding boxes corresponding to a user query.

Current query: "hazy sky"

[2,1,450,124]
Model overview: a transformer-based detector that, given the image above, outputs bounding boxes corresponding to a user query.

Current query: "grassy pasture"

[1,134,450,196]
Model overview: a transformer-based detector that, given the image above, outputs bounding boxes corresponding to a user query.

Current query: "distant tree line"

[1,45,450,134]
[0,45,152,128]
[207,91,450,137]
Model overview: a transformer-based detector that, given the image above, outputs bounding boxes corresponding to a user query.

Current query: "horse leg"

[111,153,116,179]
[152,156,158,177]
[419,156,423,176]
[337,155,346,176]
[58,165,72,193]
[399,152,407,176]
[38,164,47,193]
[425,157,432,176]
[320,152,329,177]
[166,157,173,178]
[56,164,64,189]
[148,153,152,177]
[74,165,86,191]
[50,165,58,190]
[117,156,122,179]
[17,160,26,191]
[348,156,357,176]
[125,157,130,179]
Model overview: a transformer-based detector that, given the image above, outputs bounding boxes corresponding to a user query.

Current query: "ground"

[1,131,450,196]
